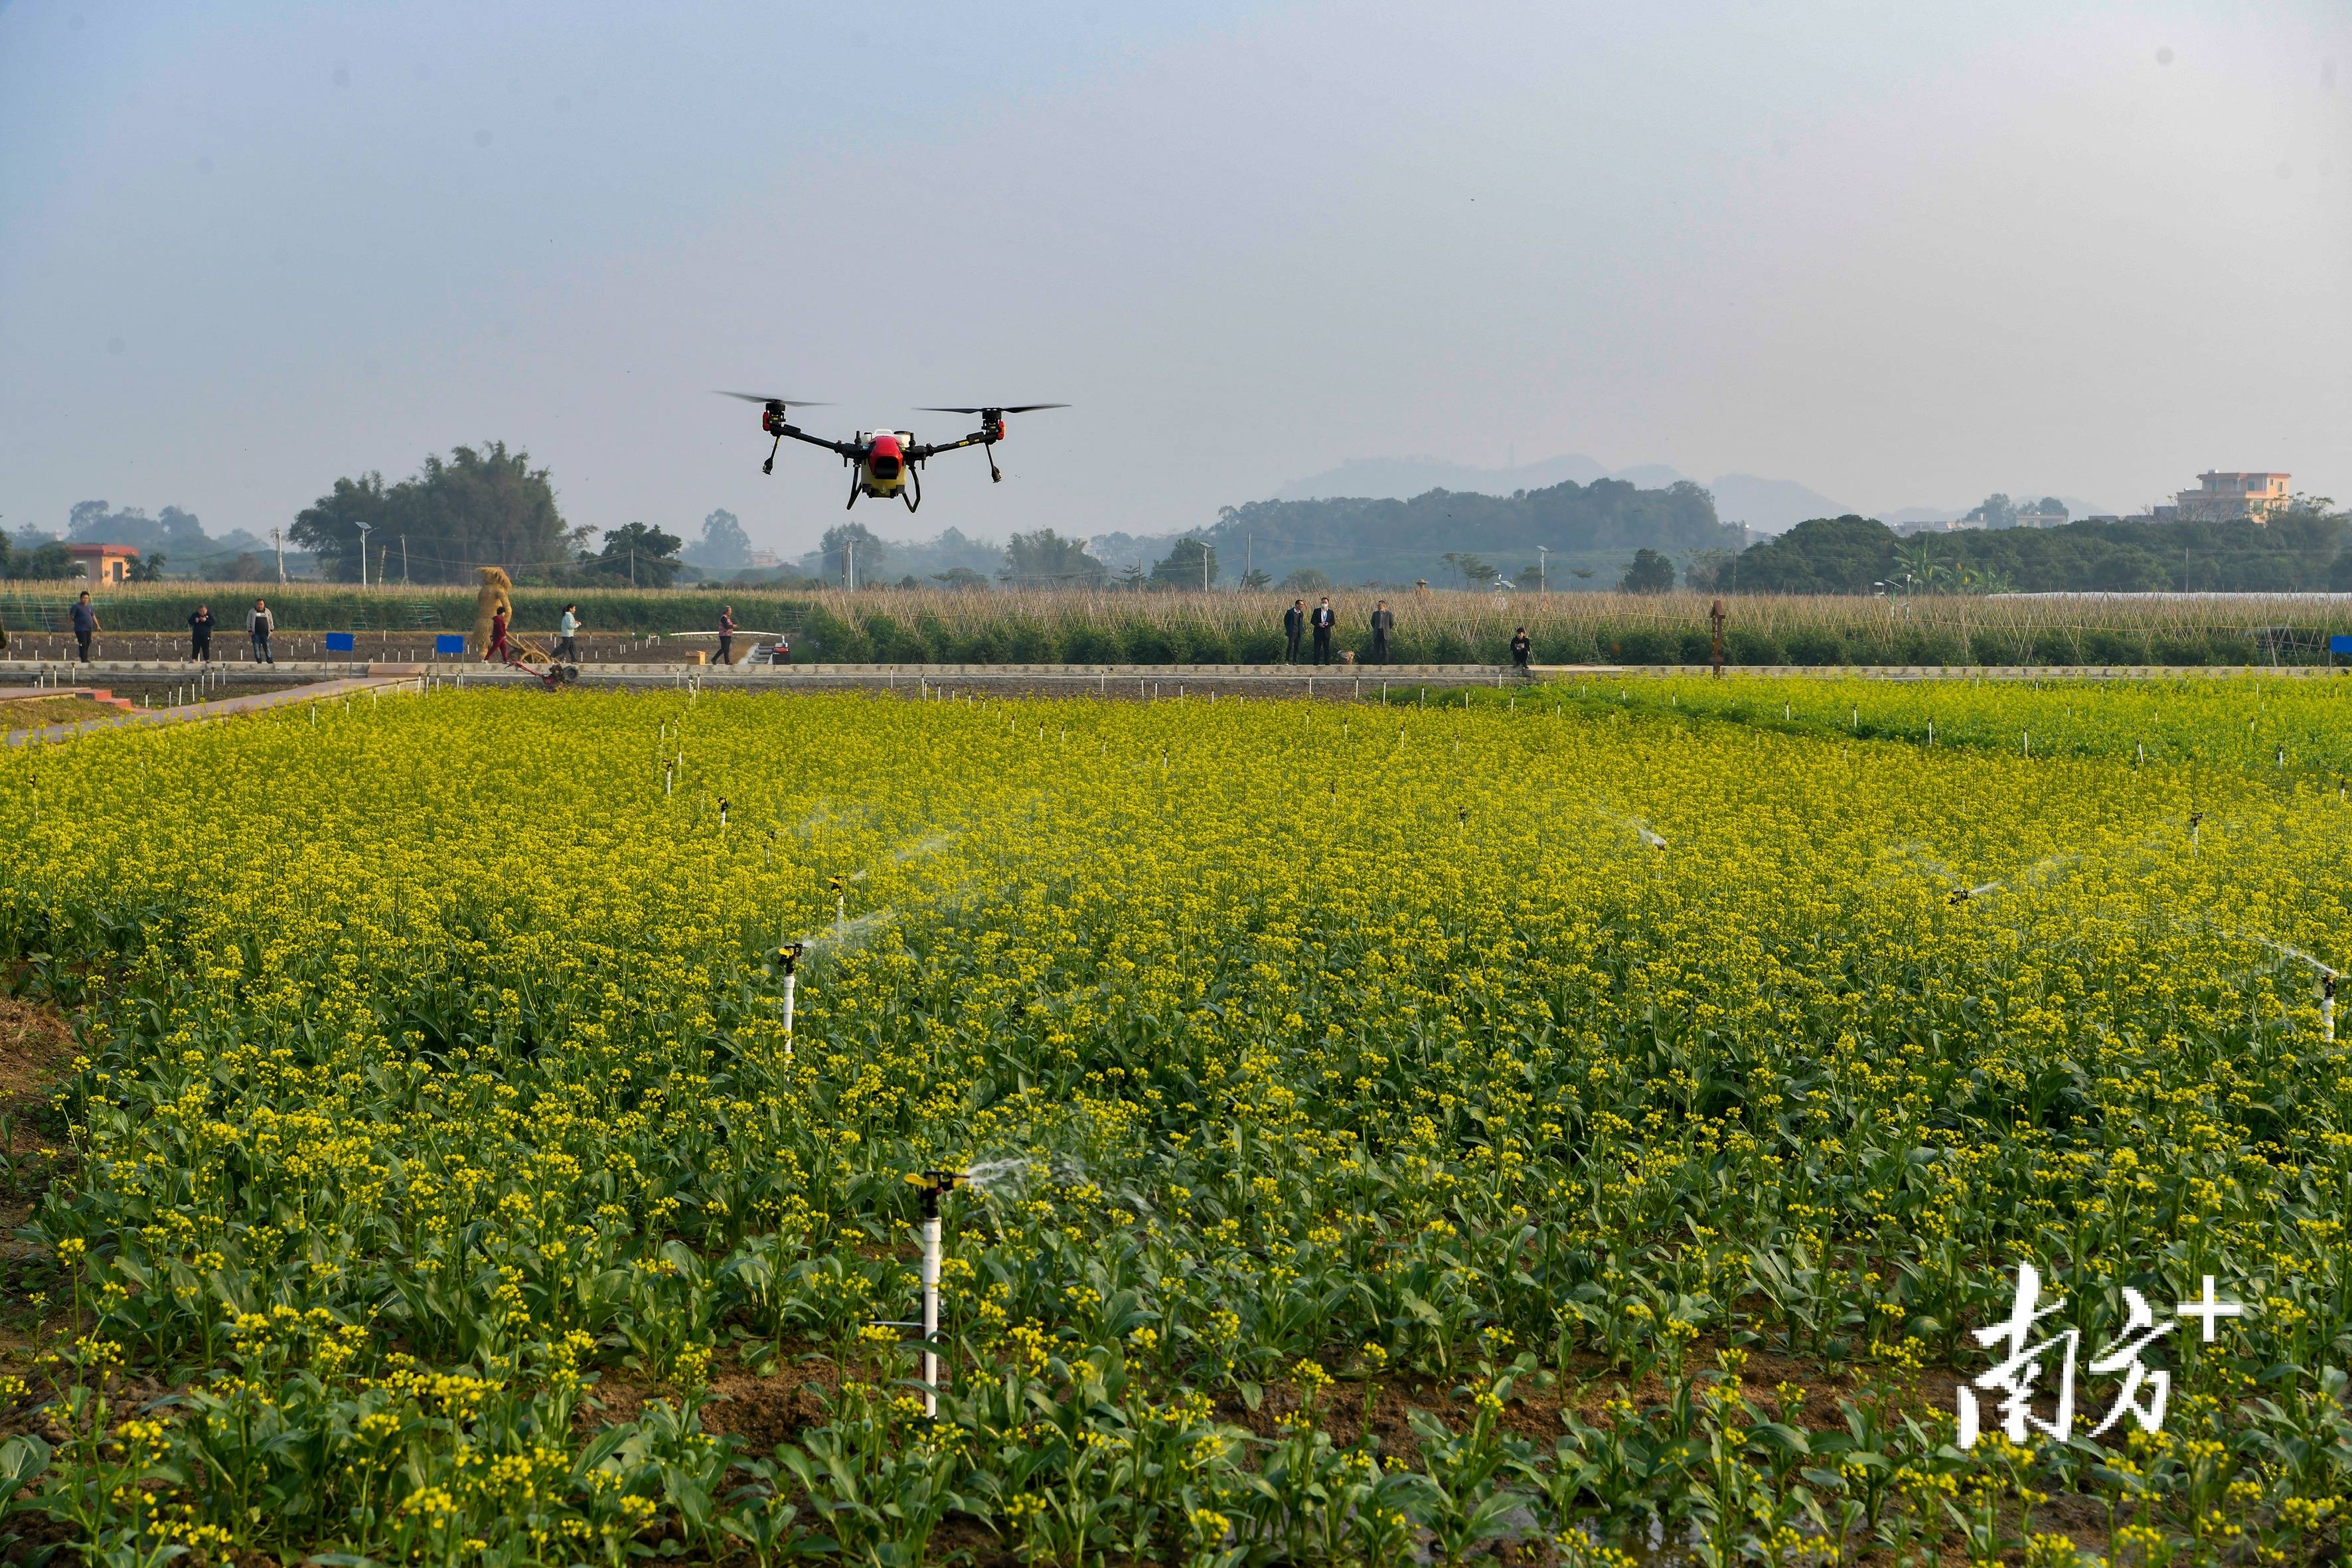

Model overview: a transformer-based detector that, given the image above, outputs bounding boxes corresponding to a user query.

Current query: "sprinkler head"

[771,942,805,975]
[909,1168,969,1214]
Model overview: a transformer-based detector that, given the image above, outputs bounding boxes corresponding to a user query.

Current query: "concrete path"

[10,657,2329,691]
[4,676,420,747]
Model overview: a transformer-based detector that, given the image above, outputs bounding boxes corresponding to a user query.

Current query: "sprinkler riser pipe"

[921,1212,941,1417]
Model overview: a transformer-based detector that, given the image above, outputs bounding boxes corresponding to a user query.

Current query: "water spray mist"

[2246,935,2337,1044]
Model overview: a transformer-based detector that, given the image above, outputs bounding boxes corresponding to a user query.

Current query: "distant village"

[1896,471,2294,536]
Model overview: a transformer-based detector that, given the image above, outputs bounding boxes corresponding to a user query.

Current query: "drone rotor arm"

[777,425,864,459]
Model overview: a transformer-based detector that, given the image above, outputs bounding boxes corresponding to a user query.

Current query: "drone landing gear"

[986,444,1002,484]
[763,433,781,475]
[903,465,921,512]
[846,471,862,510]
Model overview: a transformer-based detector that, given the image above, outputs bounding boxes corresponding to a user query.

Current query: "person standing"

[485,605,511,663]
[554,603,580,662]
[248,598,275,664]
[717,605,736,666]
[1510,625,1532,673]
[188,603,214,663]
[1369,599,1395,665]
[1310,596,1336,665]
[1283,599,1305,664]
[70,591,100,663]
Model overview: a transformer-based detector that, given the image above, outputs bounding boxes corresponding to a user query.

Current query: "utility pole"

[272,526,285,583]
[1537,545,1549,593]
[401,535,410,585]
[1709,597,1727,678]
[1246,532,1252,584]
[846,538,855,591]
[1201,539,1209,592]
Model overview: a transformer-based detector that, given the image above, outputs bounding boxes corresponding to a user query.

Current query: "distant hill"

[1709,474,1847,534]
[1273,454,1611,502]
[1273,455,1845,534]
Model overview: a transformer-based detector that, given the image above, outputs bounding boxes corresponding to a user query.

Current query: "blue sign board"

[435,634,465,656]
[2331,635,2352,656]
[325,632,356,653]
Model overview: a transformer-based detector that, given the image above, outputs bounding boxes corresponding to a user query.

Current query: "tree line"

[1727,503,2351,595]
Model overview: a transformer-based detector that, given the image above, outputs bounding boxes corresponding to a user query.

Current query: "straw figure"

[473,567,516,654]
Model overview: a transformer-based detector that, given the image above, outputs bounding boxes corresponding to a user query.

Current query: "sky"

[2,0,2347,560]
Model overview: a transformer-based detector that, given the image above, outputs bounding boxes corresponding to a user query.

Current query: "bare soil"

[0,696,123,732]
[0,994,72,1125]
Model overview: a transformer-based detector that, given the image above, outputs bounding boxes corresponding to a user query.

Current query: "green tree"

[1441,551,1496,589]
[692,508,751,572]
[932,566,990,591]
[1276,567,1332,595]
[125,552,167,582]
[1729,516,1898,593]
[291,443,568,584]
[1681,549,1733,592]
[3,534,72,580]
[820,522,887,586]
[586,522,684,588]
[1150,536,1218,590]
[1618,548,1676,593]
[1965,493,2016,529]
[1240,567,1272,590]
[1001,529,1107,587]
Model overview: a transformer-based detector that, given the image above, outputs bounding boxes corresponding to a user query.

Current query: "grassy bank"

[9,582,2352,664]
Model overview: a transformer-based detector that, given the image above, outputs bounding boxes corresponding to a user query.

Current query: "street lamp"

[354,520,374,589]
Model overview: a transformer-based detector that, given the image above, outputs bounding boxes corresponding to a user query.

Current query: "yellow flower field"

[0,680,2346,1563]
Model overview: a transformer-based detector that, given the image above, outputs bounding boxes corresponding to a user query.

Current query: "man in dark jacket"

[1510,625,1532,673]
[189,604,214,663]
[1370,599,1395,665]
[70,591,99,663]
[1310,597,1336,665]
[1283,600,1305,663]
[248,599,275,664]
[717,606,737,666]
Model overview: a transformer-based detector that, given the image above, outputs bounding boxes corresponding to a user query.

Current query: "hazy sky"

[3,1,2346,558]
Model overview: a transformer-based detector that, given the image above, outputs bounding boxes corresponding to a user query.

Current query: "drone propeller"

[716,392,833,407]
[916,404,1069,415]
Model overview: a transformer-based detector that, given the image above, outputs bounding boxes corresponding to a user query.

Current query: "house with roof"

[65,544,140,584]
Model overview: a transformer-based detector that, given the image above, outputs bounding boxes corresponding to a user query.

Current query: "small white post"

[773,943,803,1058]
[2325,973,2336,1044]
[921,1206,942,1417]
[913,1170,961,1418]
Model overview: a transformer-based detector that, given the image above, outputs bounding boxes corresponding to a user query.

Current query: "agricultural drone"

[718,394,1067,512]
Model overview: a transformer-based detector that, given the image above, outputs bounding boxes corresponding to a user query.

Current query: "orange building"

[2159,472,2293,524]
[66,544,140,583]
